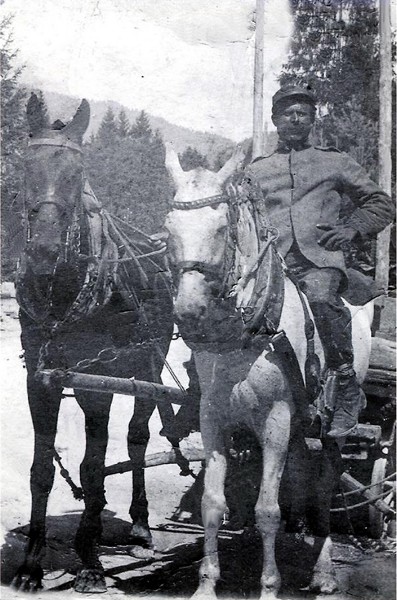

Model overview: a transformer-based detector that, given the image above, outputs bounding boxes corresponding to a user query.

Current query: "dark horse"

[11,94,177,592]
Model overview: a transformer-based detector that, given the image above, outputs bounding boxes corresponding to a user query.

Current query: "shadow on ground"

[5,508,394,599]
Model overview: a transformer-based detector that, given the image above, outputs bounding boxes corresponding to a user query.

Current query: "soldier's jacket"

[244,143,394,273]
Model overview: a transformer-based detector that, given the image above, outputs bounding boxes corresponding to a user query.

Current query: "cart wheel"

[369,451,395,539]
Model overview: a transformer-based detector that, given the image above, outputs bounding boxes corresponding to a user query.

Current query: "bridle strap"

[30,199,72,214]
[28,138,83,155]
[170,194,227,210]
[175,260,222,282]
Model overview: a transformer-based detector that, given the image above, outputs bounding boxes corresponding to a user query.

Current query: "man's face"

[272,101,314,145]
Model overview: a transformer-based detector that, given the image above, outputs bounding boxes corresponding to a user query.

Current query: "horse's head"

[23,94,90,275]
[164,143,246,336]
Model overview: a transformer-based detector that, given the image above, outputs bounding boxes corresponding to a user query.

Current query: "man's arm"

[317,153,394,251]
[339,153,395,237]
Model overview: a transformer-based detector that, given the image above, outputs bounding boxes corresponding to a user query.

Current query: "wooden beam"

[375,0,392,295]
[38,369,187,404]
[253,0,265,159]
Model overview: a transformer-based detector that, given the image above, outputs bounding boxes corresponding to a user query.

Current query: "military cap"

[272,85,317,114]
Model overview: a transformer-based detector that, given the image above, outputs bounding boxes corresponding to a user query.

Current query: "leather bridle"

[25,137,84,216]
[23,137,85,257]
[169,194,238,295]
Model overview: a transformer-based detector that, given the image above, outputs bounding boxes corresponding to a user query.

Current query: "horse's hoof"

[129,523,153,548]
[74,568,107,593]
[11,565,44,593]
[309,572,339,595]
[191,589,217,600]
[259,593,279,600]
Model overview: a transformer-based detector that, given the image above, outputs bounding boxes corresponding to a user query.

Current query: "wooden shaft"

[375,0,392,293]
[340,471,394,516]
[253,0,265,159]
[39,369,187,404]
[104,446,205,476]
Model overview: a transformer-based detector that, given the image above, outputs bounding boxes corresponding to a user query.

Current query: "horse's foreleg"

[74,392,112,593]
[193,425,227,600]
[128,396,156,547]
[309,439,341,594]
[256,400,292,600]
[12,376,62,592]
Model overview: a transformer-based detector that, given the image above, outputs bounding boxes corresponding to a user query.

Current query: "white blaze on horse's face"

[164,142,245,325]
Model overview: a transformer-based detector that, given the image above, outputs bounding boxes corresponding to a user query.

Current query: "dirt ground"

[1,294,395,600]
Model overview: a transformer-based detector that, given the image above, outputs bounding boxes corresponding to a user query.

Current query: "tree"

[178,146,210,171]
[130,110,152,141]
[97,105,118,146]
[281,0,379,119]
[117,109,130,138]
[85,118,172,233]
[1,16,28,278]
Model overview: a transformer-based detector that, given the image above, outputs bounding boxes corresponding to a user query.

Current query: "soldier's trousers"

[285,243,354,370]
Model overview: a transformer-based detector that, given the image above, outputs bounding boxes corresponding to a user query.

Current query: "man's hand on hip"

[316,223,358,251]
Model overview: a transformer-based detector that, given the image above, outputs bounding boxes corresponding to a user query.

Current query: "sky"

[1,0,294,141]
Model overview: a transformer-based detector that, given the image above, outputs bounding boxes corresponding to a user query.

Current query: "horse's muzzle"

[173,301,208,327]
[25,241,61,275]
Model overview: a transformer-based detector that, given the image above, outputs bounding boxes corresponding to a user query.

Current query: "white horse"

[164,143,373,600]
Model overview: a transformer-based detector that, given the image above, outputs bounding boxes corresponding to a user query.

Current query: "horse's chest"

[196,348,263,426]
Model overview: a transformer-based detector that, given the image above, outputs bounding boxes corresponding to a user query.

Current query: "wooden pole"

[375,0,392,295]
[253,0,265,159]
[38,369,187,404]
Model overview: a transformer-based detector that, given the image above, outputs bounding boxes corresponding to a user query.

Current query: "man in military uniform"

[244,84,394,437]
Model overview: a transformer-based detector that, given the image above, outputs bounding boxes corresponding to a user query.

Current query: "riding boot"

[309,301,366,438]
[326,364,366,438]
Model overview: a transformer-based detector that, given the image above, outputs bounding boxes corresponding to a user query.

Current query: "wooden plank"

[369,336,396,372]
[366,368,396,385]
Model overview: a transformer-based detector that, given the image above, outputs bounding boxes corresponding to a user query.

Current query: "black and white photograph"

[1,1,396,598]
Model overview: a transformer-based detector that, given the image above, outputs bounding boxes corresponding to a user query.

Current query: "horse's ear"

[164,142,185,187]
[216,144,247,185]
[27,92,48,136]
[63,99,90,143]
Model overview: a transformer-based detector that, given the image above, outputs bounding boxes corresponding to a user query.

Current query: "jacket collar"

[276,139,312,153]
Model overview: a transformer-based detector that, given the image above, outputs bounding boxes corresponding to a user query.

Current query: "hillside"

[40,91,235,166]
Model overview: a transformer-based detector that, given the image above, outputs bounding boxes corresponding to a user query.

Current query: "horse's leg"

[256,398,292,600]
[193,421,227,600]
[285,424,310,535]
[74,391,112,593]
[127,395,156,547]
[309,439,342,594]
[12,374,62,591]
